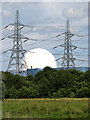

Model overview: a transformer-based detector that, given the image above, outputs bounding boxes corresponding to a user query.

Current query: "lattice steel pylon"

[6,10,28,75]
[61,20,77,69]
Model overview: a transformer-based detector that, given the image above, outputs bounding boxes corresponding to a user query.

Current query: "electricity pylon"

[7,10,28,75]
[61,20,77,69]
[2,10,30,75]
[53,20,78,69]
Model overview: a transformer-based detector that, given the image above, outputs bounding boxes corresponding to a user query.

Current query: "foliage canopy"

[2,67,89,99]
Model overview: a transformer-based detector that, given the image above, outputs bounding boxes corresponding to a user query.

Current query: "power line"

[77,47,88,49]
[53,53,88,56]
[52,20,87,69]
[1,24,89,31]
[1,10,30,75]
[1,10,88,73]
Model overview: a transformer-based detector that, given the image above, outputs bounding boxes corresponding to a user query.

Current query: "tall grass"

[2,98,88,118]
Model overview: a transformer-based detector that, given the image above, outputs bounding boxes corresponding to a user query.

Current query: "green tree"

[18,86,39,98]
[2,81,6,100]
[5,86,19,98]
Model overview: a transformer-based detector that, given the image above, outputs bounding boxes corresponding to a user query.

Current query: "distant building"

[27,67,89,76]
[27,68,42,76]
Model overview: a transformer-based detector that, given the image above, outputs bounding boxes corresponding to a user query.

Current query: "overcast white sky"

[0,0,89,71]
[1,0,89,2]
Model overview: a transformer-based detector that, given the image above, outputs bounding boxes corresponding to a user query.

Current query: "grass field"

[2,98,88,118]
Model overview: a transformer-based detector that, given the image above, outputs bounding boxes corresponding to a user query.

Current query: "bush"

[2,69,89,98]
[5,86,19,98]
[2,81,6,100]
[18,86,39,98]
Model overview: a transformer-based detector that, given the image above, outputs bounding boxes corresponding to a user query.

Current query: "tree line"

[1,67,89,99]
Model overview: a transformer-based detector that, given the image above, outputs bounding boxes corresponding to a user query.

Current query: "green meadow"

[2,98,88,119]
